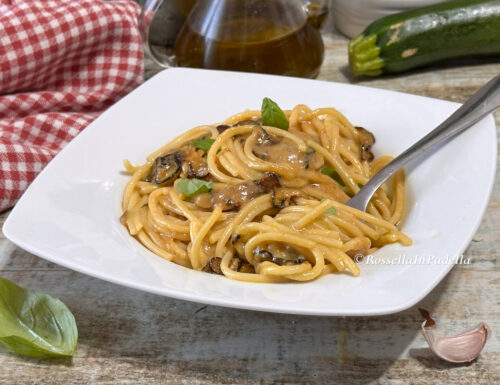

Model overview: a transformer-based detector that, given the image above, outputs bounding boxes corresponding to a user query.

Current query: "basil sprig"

[191,138,215,151]
[261,97,289,130]
[320,198,336,215]
[321,166,346,187]
[176,178,212,197]
[0,277,78,358]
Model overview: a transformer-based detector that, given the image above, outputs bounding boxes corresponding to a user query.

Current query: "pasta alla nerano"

[121,98,411,283]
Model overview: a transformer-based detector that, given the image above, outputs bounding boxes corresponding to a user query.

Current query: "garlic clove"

[420,320,490,363]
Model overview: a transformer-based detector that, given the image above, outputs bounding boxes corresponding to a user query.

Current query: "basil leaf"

[191,138,215,151]
[261,97,289,130]
[176,178,212,197]
[320,198,336,215]
[0,277,77,358]
[321,166,345,187]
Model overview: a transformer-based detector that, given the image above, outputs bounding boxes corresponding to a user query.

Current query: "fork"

[347,75,500,212]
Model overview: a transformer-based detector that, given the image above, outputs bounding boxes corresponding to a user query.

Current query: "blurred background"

[133,0,447,47]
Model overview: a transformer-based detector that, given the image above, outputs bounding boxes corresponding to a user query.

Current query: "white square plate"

[3,68,496,316]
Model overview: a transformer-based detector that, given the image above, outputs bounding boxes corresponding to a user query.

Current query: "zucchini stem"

[348,34,384,76]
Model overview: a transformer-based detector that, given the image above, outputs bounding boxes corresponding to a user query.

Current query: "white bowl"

[3,68,496,316]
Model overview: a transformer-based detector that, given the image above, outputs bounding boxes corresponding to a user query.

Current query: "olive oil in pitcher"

[174,0,327,78]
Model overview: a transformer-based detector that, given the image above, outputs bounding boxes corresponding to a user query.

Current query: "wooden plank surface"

[0,31,499,385]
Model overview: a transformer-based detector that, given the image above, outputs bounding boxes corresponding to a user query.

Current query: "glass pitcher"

[140,0,328,78]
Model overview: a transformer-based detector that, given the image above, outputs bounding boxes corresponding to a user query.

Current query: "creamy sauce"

[213,181,262,210]
[253,138,306,168]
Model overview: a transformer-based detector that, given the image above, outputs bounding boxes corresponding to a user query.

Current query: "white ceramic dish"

[3,68,496,316]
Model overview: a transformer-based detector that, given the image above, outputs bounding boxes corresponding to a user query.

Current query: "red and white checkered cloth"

[0,0,144,212]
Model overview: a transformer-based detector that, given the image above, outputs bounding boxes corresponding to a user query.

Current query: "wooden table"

[1,31,499,384]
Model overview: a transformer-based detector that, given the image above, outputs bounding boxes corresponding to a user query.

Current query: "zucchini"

[348,0,500,76]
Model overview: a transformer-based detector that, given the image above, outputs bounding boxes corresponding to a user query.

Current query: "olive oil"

[174,12,325,78]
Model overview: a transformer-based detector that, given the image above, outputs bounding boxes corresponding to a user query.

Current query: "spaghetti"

[121,103,411,283]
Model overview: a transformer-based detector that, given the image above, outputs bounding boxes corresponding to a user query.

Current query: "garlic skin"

[421,321,490,363]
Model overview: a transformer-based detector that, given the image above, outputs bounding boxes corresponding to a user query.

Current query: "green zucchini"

[348,0,500,76]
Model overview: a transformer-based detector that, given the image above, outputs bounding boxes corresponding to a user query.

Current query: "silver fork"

[347,75,500,212]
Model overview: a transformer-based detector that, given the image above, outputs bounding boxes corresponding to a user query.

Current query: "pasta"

[121,103,411,283]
